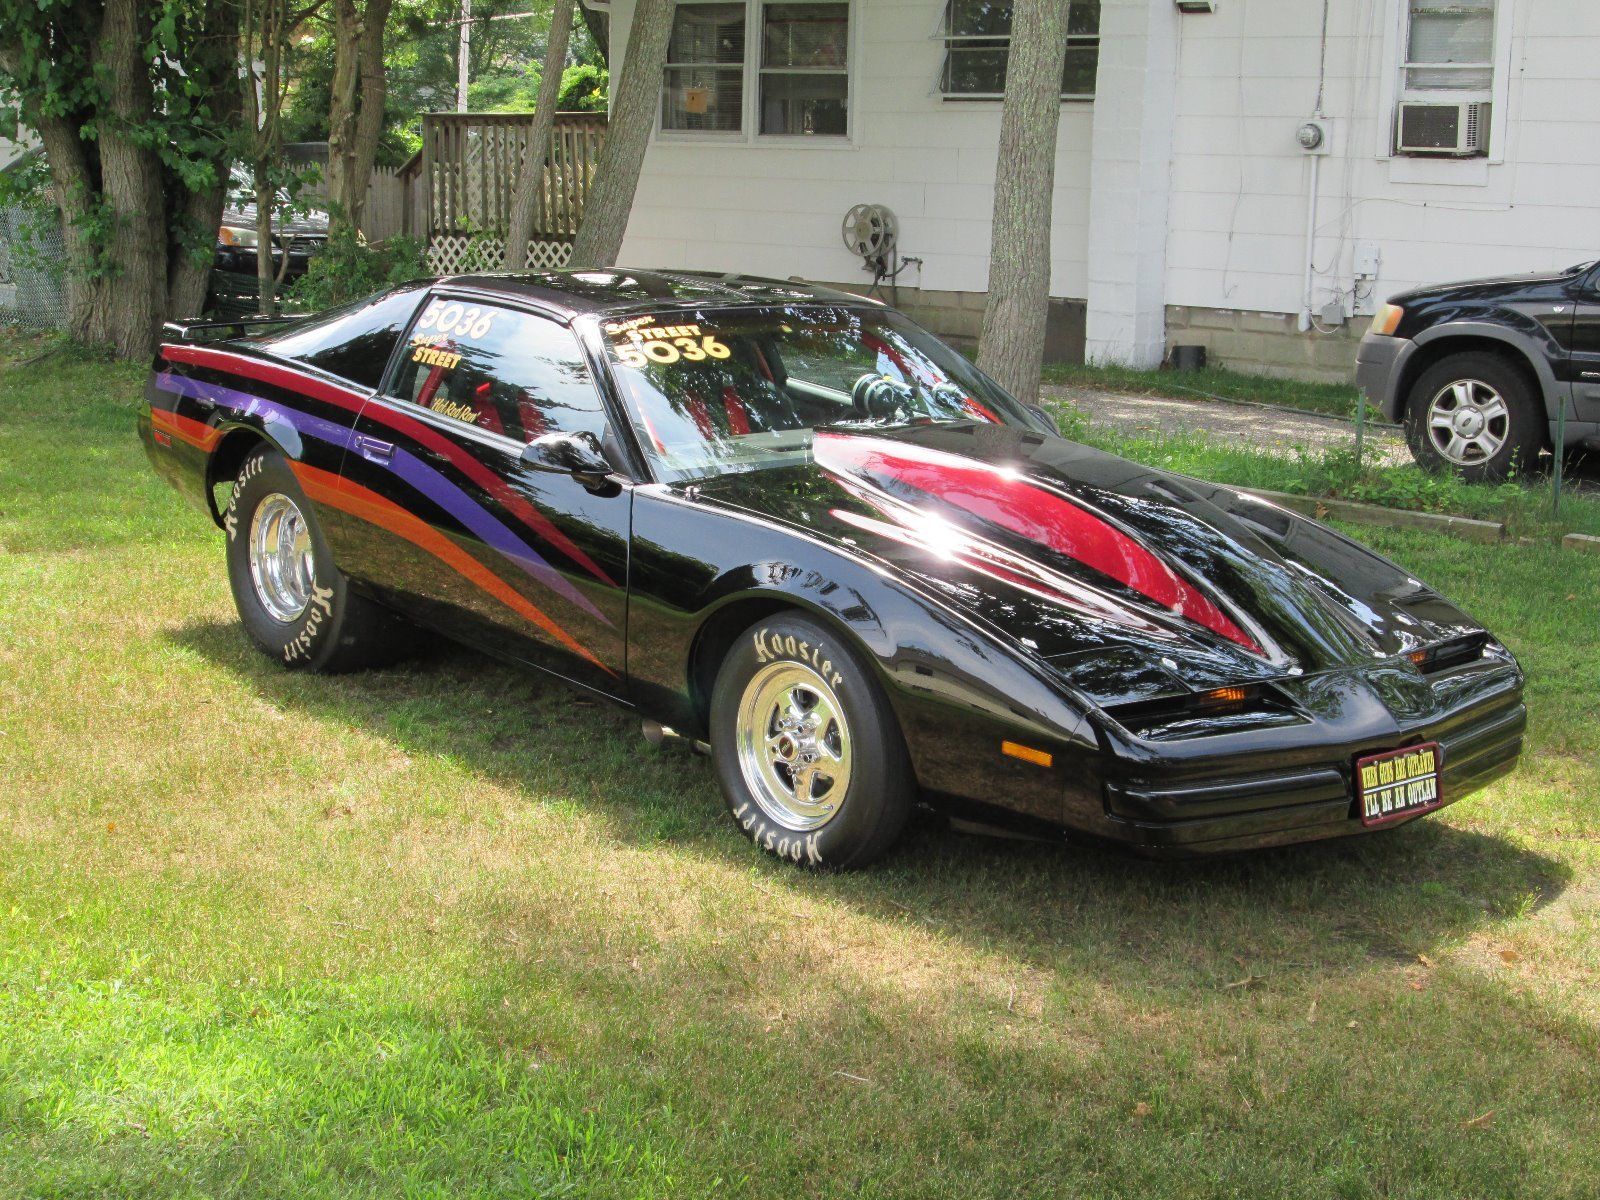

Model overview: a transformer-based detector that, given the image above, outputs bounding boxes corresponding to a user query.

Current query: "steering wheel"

[851,372,916,420]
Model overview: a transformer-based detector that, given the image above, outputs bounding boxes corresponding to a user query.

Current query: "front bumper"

[1355,333,1417,423]
[1092,672,1525,858]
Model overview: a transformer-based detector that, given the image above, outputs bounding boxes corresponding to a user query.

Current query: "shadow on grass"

[168,618,1569,997]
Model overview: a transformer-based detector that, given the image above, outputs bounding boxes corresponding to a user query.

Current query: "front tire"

[710,613,914,869]
[223,447,409,673]
[1404,352,1544,482]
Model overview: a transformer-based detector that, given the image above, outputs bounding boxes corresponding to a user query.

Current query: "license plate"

[1356,743,1443,827]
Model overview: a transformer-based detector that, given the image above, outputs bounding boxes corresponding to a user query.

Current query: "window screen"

[760,3,849,136]
[392,300,608,445]
[1406,0,1495,92]
[662,3,746,132]
[941,0,1100,99]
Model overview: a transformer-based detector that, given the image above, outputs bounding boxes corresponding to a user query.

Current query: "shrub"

[287,229,428,312]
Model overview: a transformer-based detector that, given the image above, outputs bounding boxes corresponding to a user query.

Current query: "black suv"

[1357,260,1600,481]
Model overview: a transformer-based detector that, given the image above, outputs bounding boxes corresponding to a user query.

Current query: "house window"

[760,3,849,136]
[661,0,852,139]
[1404,0,1495,94]
[941,0,1100,101]
[662,2,747,133]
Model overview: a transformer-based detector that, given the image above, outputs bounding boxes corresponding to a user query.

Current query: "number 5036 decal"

[608,320,732,369]
[417,300,496,340]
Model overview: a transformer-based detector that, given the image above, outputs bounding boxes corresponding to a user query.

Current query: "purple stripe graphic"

[158,372,610,625]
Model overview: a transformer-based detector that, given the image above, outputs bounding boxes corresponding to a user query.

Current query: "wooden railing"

[399,111,608,241]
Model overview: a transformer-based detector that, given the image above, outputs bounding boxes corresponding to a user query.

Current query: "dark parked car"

[140,271,1526,868]
[1358,259,1600,480]
[207,172,329,318]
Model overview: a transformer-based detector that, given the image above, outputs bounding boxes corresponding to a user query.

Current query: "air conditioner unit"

[1395,101,1490,157]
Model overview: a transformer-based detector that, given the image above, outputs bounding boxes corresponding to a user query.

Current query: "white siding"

[1166,0,1600,319]
[610,0,1096,297]
[612,0,1600,342]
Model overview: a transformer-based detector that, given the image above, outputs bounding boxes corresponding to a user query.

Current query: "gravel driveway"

[1044,383,1409,465]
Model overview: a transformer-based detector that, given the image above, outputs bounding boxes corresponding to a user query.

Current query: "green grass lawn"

[2,337,1599,1198]
[1044,403,1600,542]
[1042,360,1363,420]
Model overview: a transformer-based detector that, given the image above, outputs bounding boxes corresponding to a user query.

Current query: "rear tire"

[1404,351,1544,482]
[710,613,914,870]
[223,447,410,673]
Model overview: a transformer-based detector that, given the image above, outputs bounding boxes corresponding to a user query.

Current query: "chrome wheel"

[248,492,315,623]
[735,661,853,832]
[1426,379,1510,467]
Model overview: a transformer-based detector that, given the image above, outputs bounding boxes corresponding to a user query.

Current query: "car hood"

[220,204,330,239]
[685,423,1492,706]
[1392,265,1589,303]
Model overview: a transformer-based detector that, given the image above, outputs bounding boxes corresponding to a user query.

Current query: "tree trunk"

[503,0,576,270]
[33,116,116,345]
[168,0,241,320]
[976,0,1070,409]
[326,0,391,236]
[578,3,607,64]
[325,0,361,233]
[568,0,674,269]
[97,0,169,357]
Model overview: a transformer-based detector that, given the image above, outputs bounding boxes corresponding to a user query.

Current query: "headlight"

[1369,303,1405,337]
[218,225,258,248]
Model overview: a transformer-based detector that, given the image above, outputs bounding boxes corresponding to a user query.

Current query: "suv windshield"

[595,304,1039,482]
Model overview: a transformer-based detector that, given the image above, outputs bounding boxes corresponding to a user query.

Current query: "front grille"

[1106,693,1526,829]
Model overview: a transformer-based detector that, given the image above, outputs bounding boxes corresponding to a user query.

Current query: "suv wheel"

[1404,351,1544,482]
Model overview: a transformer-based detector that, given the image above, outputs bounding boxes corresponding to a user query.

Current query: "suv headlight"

[1369,304,1405,337]
[218,225,259,248]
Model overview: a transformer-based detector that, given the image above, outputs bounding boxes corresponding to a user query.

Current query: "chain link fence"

[0,204,68,332]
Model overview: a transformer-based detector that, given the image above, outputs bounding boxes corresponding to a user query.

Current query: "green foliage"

[287,230,428,312]
[558,62,608,111]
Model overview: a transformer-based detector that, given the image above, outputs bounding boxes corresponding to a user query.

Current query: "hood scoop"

[812,431,1267,656]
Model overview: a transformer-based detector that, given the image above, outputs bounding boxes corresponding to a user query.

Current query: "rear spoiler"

[160,314,301,344]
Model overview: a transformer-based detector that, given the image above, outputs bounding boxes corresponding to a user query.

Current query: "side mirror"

[1026,403,1061,435]
[520,430,612,487]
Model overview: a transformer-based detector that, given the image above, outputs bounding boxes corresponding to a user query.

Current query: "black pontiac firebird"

[140,270,1526,868]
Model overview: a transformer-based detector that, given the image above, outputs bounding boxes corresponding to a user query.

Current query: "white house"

[595,0,1598,382]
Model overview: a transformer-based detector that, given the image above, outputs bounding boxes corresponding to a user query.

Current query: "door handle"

[355,434,395,464]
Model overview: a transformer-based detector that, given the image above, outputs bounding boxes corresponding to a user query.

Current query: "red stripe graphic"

[161,344,617,588]
[289,462,613,675]
[815,432,1262,653]
[151,407,223,453]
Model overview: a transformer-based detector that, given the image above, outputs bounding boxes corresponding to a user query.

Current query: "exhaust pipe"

[641,719,711,756]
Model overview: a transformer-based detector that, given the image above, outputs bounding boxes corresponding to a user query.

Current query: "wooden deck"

[400,111,608,243]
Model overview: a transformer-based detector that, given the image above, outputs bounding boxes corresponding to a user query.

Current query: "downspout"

[1298,153,1321,333]
[1299,0,1332,333]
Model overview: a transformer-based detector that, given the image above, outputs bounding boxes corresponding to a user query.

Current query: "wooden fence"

[399,111,608,242]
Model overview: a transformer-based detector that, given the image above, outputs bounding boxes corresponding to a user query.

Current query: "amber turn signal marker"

[1202,686,1250,705]
[1002,741,1054,769]
[1407,649,1429,666]
[1370,304,1405,337]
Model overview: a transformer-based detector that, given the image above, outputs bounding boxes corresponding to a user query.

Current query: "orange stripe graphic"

[290,463,613,675]
[151,408,223,452]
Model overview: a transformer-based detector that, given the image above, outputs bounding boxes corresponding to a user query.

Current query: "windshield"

[595,304,1042,482]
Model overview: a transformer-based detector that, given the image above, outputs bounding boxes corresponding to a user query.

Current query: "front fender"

[1411,319,1569,423]
[627,486,1097,828]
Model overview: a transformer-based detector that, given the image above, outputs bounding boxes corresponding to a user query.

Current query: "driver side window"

[391,299,608,444]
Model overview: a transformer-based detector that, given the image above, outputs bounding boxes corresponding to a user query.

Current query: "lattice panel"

[425,236,572,275]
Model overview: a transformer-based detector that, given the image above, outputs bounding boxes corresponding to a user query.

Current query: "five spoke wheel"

[735,661,853,832]
[1424,378,1510,468]
[248,492,316,623]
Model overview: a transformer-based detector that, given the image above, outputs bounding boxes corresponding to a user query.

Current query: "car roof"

[428,268,882,318]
